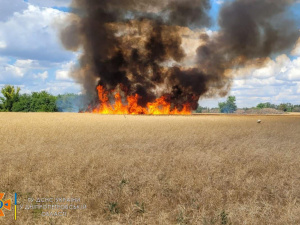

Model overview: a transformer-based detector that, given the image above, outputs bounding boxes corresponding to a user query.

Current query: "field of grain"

[0,113,300,225]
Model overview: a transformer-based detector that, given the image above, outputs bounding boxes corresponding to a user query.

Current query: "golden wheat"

[0,113,299,225]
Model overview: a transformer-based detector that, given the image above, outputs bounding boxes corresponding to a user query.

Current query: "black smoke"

[60,0,299,110]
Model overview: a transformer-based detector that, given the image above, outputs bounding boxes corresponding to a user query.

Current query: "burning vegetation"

[60,0,299,114]
[89,85,191,114]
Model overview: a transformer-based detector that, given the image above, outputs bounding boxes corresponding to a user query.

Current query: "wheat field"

[0,113,300,225]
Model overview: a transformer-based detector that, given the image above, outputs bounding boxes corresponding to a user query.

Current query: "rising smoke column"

[60,0,299,110]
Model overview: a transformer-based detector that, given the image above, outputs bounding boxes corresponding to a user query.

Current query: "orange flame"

[90,85,191,115]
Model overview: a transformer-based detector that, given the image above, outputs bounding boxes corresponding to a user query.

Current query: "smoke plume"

[60,0,299,110]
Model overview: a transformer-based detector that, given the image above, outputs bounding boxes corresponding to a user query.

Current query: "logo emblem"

[0,193,11,217]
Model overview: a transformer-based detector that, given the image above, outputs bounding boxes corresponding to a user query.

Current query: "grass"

[0,113,299,224]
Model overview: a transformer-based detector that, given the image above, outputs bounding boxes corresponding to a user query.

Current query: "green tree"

[218,96,237,113]
[256,102,277,109]
[30,91,58,112]
[195,105,203,113]
[278,103,293,112]
[11,94,32,112]
[293,105,300,112]
[0,85,20,112]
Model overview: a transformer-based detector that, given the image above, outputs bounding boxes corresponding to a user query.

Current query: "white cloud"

[215,0,224,5]
[27,0,71,8]
[5,65,24,78]
[0,59,35,79]
[231,54,300,83]
[34,71,48,80]
[297,82,300,94]
[0,4,74,62]
[0,57,53,85]
[277,57,300,81]
[55,70,70,80]
[55,61,75,81]
[0,40,6,49]
[231,55,300,106]
[0,0,28,22]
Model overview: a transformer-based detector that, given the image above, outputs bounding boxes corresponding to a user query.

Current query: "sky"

[0,0,299,108]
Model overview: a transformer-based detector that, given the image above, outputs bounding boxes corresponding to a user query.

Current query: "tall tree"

[0,85,20,112]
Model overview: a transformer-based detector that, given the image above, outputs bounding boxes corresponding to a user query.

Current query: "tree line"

[0,85,84,112]
[196,96,300,113]
[256,102,300,112]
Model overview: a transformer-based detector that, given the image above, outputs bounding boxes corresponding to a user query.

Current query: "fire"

[89,85,191,115]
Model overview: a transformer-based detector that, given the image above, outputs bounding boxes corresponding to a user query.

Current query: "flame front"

[89,85,191,115]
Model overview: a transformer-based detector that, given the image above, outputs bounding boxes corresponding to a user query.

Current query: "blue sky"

[0,0,299,108]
